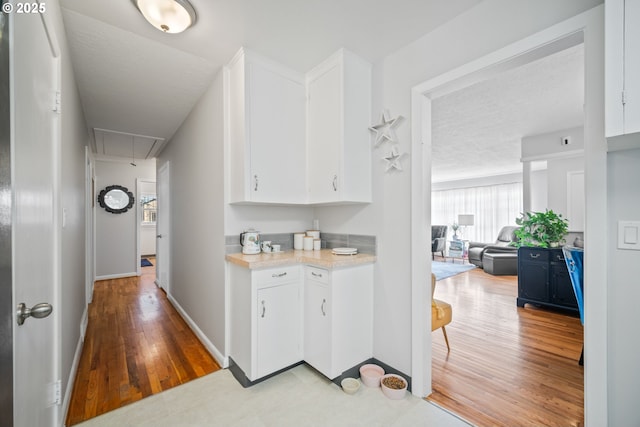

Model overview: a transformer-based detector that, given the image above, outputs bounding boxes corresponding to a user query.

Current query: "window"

[432,182,522,243]
[140,194,157,225]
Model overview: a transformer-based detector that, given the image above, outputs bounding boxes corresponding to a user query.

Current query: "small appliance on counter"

[240,229,261,255]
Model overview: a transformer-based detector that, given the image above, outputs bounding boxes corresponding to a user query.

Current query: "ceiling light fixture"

[132,0,197,34]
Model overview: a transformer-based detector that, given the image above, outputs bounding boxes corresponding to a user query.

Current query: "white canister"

[306,230,320,239]
[303,236,314,251]
[294,233,305,250]
[313,239,321,250]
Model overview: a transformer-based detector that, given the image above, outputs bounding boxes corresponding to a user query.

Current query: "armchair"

[431,225,447,260]
[468,226,519,268]
[431,273,452,351]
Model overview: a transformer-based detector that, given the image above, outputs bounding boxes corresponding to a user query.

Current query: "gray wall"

[156,71,228,361]
[607,146,640,427]
[95,159,155,278]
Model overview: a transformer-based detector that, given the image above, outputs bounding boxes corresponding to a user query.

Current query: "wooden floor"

[429,266,584,427]
[66,257,221,426]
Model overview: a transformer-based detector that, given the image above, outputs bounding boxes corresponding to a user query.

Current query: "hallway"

[66,258,220,425]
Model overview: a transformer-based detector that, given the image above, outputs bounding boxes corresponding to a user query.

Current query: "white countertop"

[225,249,376,270]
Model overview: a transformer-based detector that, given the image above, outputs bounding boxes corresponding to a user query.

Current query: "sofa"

[468,226,519,269]
[431,225,447,259]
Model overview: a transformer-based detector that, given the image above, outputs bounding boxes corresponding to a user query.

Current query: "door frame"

[136,178,156,276]
[0,8,13,426]
[410,6,608,425]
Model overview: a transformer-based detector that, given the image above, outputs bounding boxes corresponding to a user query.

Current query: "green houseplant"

[514,210,569,248]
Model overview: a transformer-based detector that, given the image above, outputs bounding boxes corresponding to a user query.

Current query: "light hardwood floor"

[66,257,221,426]
[429,265,584,427]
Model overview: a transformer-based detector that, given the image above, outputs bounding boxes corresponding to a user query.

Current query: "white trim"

[95,272,137,281]
[521,149,585,162]
[167,293,228,369]
[61,307,88,426]
[410,6,606,425]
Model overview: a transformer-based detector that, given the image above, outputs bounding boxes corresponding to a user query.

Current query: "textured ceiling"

[60,0,483,158]
[431,43,584,183]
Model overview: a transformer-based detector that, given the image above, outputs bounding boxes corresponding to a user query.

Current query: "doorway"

[410,8,608,426]
[137,179,157,276]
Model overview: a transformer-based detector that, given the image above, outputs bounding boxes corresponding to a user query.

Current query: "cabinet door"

[307,64,342,203]
[248,62,306,203]
[256,283,301,378]
[518,262,549,302]
[304,280,332,377]
[626,0,640,134]
[550,263,578,309]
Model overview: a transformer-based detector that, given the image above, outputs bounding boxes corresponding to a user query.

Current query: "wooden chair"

[431,273,452,351]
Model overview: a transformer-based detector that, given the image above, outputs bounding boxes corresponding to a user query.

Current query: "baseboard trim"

[60,306,88,427]
[166,293,228,369]
[95,272,137,281]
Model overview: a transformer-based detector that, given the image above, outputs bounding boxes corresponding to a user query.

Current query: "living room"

[428,41,586,425]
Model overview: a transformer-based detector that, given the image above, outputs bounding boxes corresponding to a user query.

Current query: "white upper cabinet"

[228,48,307,204]
[226,47,372,205]
[606,0,640,139]
[307,49,372,204]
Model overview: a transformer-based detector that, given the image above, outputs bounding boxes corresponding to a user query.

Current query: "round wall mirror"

[98,185,135,214]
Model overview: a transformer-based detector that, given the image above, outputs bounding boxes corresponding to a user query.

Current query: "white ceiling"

[431,43,584,183]
[60,1,582,180]
[59,0,484,158]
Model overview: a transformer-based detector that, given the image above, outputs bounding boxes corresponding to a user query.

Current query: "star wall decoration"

[382,147,406,172]
[369,111,402,147]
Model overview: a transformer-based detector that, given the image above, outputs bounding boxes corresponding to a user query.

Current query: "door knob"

[16,302,52,326]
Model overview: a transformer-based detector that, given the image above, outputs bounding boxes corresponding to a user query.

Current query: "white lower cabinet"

[229,261,373,383]
[303,264,373,379]
[256,282,301,378]
[229,264,302,381]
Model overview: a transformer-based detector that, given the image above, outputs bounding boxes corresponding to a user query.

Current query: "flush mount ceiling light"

[132,0,197,34]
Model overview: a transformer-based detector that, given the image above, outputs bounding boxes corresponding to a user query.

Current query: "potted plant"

[514,209,569,248]
[451,222,460,240]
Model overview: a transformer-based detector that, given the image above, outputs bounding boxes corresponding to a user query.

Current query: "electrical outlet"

[561,136,571,146]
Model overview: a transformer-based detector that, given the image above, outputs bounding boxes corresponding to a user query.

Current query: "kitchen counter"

[226,249,376,270]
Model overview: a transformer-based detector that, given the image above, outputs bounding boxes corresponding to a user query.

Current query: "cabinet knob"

[311,271,323,278]
[261,300,266,318]
[332,175,338,192]
[321,298,326,316]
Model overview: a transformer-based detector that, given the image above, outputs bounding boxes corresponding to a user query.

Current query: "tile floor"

[75,364,472,427]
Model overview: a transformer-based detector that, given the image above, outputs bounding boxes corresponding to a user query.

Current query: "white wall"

[352,0,602,379]
[530,168,548,212]
[522,126,585,230]
[95,159,155,278]
[607,147,640,427]
[522,126,584,158]
[547,156,584,229]
[44,0,89,423]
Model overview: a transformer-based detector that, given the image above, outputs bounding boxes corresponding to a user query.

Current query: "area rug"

[141,258,153,267]
[432,261,475,281]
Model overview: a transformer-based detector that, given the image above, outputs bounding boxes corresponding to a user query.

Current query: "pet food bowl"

[380,374,408,400]
[359,364,384,387]
[340,377,360,395]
